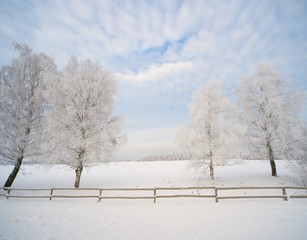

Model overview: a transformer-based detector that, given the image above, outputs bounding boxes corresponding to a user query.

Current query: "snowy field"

[1,160,307,240]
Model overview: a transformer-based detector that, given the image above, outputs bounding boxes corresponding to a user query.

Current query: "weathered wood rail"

[1,186,306,203]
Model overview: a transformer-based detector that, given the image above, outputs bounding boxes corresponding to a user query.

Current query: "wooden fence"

[1,186,307,203]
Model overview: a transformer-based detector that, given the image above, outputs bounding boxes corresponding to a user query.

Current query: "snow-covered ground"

[1,160,307,240]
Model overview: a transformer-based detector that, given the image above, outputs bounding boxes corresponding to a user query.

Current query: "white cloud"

[69,0,93,22]
[115,61,194,83]
[1,0,307,131]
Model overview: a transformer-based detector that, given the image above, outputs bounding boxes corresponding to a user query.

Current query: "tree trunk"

[207,122,214,180]
[270,160,277,177]
[209,158,214,180]
[74,165,83,188]
[267,142,277,177]
[4,156,23,187]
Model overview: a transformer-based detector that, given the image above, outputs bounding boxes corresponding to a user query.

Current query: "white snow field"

[1,160,307,240]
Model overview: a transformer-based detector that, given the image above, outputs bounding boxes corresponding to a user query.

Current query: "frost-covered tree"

[176,81,243,180]
[45,57,125,188]
[235,65,306,177]
[292,145,307,186]
[0,43,57,187]
[287,123,307,185]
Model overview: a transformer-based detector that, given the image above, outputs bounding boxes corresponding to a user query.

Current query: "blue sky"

[1,0,307,160]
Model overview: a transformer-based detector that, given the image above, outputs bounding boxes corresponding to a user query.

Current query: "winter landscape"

[1,0,307,240]
[1,160,307,240]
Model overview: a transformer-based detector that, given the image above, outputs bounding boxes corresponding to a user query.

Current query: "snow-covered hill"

[0,160,299,188]
[0,160,306,240]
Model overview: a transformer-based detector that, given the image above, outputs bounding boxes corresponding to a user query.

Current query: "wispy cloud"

[1,0,307,159]
[116,61,193,83]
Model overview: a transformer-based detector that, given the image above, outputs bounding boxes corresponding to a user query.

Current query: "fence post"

[50,188,54,200]
[282,187,288,201]
[6,188,11,200]
[99,189,103,202]
[153,188,157,203]
[215,187,218,203]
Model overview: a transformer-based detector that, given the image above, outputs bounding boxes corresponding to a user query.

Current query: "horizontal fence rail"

[0,186,307,203]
